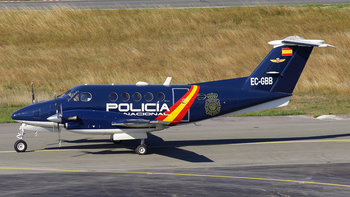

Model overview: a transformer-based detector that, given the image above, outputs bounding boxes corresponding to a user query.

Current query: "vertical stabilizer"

[242,36,334,94]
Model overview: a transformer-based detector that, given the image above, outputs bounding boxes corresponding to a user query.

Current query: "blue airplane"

[11,36,334,155]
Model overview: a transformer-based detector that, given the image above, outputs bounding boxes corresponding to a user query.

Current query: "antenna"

[163,77,172,86]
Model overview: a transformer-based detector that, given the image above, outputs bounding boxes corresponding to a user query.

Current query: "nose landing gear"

[14,140,27,152]
[14,123,27,152]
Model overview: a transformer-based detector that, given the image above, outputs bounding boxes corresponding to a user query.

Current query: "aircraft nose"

[11,108,29,121]
[11,111,19,120]
[11,102,51,122]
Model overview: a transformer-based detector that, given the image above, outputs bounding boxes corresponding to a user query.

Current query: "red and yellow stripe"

[282,48,293,56]
[156,85,200,126]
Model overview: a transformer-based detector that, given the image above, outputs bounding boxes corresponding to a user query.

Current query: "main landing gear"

[135,139,148,155]
[110,135,148,155]
[14,123,27,152]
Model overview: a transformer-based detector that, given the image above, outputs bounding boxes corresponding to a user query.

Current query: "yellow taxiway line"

[0,167,350,188]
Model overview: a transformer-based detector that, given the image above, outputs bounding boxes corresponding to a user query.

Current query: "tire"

[135,144,147,155]
[14,140,27,152]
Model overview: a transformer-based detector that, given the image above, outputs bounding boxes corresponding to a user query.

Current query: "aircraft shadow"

[148,132,350,147]
[51,136,214,163]
[44,132,350,163]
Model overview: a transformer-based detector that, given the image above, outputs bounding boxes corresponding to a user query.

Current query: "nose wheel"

[14,140,27,152]
[15,123,27,152]
[135,139,148,155]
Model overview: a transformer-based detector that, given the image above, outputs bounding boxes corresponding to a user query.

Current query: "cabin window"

[81,92,92,102]
[132,92,142,102]
[109,92,118,102]
[144,92,153,102]
[197,93,206,100]
[121,92,130,102]
[156,92,165,102]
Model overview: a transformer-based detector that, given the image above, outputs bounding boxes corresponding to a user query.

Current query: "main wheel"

[14,140,27,152]
[135,144,147,155]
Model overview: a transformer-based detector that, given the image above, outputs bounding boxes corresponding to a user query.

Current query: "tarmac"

[1,116,350,196]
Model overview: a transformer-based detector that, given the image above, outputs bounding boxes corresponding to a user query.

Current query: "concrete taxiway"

[1,116,350,196]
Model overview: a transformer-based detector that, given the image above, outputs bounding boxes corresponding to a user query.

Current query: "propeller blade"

[52,92,62,147]
[31,81,35,104]
[59,104,63,118]
[54,93,58,114]
[58,123,61,147]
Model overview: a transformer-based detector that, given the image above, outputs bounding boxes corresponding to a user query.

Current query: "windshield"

[61,90,78,100]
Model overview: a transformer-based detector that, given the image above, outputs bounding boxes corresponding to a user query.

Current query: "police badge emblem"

[205,93,221,116]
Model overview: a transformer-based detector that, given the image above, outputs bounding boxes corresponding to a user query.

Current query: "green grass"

[1,5,350,123]
[298,3,350,8]
[234,92,350,117]
[0,105,23,123]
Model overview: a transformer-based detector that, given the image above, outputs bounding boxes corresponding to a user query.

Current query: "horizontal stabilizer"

[268,36,335,48]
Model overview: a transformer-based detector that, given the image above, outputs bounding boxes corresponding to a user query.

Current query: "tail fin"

[242,36,335,94]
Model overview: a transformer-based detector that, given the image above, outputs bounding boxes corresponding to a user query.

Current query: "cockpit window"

[81,92,92,102]
[61,90,78,100]
[73,94,79,101]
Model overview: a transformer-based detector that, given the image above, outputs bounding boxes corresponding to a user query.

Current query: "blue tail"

[242,36,334,94]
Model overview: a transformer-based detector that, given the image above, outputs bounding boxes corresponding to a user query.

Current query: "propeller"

[53,93,62,147]
[31,81,35,104]
[48,94,79,147]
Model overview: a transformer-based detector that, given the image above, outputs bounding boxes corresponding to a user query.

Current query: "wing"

[111,119,171,128]
[47,110,170,130]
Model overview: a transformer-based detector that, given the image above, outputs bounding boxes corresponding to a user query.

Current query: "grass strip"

[1,5,350,122]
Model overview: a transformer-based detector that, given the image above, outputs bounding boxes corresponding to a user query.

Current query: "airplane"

[11,36,334,155]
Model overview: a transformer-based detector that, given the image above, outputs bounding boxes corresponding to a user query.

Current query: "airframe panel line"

[0,167,350,188]
[1,139,350,153]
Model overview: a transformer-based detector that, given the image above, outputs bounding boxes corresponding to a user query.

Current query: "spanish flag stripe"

[155,86,194,121]
[162,85,198,122]
[170,86,200,125]
[156,85,200,125]
[282,48,293,56]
